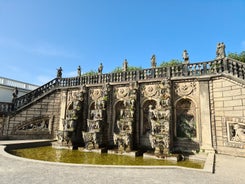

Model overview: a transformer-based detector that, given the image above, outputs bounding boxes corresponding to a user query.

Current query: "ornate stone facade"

[3,54,245,157]
[57,88,85,147]
[113,82,137,153]
[173,80,200,151]
[82,85,108,150]
[140,79,171,155]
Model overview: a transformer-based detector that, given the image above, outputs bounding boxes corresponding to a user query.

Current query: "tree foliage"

[159,59,182,67]
[83,70,98,76]
[228,51,245,63]
[111,66,142,73]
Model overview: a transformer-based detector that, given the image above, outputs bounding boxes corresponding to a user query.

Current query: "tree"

[83,70,98,76]
[228,51,245,63]
[159,59,182,67]
[111,66,142,73]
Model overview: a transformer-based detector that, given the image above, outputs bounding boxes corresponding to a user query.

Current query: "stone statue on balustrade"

[123,59,128,72]
[182,50,189,64]
[216,42,226,59]
[151,54,156,68]
[98,63,103,74]
[57,67,63,78]
[12,87,19,103]
[77,65,81,77]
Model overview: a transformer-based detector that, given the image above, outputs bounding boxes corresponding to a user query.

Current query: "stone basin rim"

[0,139,213,173]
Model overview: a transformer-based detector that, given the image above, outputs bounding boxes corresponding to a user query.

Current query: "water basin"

[8,146,204,169]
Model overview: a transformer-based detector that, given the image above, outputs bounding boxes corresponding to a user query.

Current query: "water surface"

[9,146,204,169]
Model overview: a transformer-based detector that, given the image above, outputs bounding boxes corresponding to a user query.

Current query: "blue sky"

[0,0,245,85]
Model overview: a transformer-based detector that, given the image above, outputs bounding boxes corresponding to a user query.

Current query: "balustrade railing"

[1,57,245,113]
[13,78,58,109]
[0,102,13,114]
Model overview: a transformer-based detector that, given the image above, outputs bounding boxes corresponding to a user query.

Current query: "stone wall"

[3,73,245,157]
[211,77,245,156]
[3,90,61,139]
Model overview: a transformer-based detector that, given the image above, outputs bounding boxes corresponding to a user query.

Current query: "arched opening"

[140,99,156,148]
[114,101,125,134]
[174,98,199,152]
[88,102,95,119]
[176,98,196,138]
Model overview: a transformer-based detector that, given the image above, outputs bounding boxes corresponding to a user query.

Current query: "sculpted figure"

[182,50,189,63]
[216,42,226,59]
[57,67,62,78]
[232,124,245,142]
[77,65,81,77]
[98,63,103,74]
[12,87,19,102]
[123,59,128,72]
[151,54,156,68]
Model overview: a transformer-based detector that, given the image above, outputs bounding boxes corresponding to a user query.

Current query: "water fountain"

[81,84,108,153]
[82,109,103,150]
[143,78,177,160]
[113,104,134,153]
[109,82,138,156]
[54,89,85,149]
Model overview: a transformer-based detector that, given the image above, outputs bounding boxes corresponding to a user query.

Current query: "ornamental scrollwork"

[174,81,196,97]
[116,87,129,99]
[90,89,102,101]
[141,84,158,98]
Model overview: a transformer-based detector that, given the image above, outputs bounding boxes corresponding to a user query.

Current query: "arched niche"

[113,100,125,133]
[88,102,95,119]
[175,98,197,139]
[140,99,156,147]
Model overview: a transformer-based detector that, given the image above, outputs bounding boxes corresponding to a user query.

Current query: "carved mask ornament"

[143,85,158,98]
[175,82,196,97]
[116,87,129,99]
[91,89,102,101]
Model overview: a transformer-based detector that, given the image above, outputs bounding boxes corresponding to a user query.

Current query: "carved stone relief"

[82,84,109,150]
[226,118,245,143]
[13,116,51,134]
[142,85,158,98]
[174,81,197,97]
[57,88,85,146]
[141,79,171,155]
[113,82,138,153]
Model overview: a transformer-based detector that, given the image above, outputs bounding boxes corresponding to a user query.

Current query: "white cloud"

[0,37,80,59]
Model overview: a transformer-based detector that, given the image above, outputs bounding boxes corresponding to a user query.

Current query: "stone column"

[199,80,214,151]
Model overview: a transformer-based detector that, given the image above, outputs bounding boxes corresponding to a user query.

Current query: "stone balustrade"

[0,102,13,114]
[1,57,244,114]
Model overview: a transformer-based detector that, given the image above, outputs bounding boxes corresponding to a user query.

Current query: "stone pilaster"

[58,90,67,131]
[199,80,213,151]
